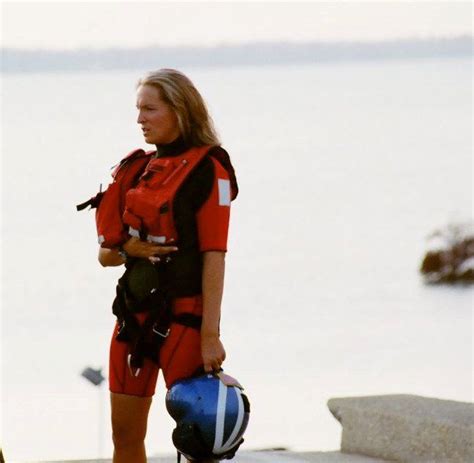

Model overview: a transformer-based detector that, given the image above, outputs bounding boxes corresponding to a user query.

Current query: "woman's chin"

[143,134,156,145]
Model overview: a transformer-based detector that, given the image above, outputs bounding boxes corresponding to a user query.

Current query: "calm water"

[1,59,472,461]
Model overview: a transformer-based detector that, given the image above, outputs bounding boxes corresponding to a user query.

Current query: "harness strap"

[76,191,104,211]
[113,266,172,369]
[172,312,202,330]
[112,264,203,370]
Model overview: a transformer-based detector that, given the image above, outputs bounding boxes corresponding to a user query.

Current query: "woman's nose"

[137,110,145,124]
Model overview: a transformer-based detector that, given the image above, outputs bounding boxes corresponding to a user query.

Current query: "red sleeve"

[196,157,232,252]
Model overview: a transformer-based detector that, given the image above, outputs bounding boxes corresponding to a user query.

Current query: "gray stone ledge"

[7,451,391,463]
[328,394,474,463]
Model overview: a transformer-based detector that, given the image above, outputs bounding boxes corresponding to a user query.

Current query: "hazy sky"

[1,1,472,50]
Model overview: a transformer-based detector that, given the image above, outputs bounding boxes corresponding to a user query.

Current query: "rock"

[420,222,474,284]
[328,394,474,462]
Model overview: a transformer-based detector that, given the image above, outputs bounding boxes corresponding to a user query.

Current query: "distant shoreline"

[1,36,472,73]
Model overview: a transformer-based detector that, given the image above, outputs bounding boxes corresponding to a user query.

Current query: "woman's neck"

[155,136,190,158]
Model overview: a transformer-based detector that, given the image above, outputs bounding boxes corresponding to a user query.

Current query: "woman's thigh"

[109,319,160,397]
[161,297,204,388]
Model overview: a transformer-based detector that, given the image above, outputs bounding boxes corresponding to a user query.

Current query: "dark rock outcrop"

[420,223,474,284]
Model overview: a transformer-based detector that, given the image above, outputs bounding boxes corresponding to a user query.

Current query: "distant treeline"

[1,36,472,73]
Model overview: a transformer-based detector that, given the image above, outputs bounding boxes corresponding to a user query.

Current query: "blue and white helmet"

[166,372,250,461]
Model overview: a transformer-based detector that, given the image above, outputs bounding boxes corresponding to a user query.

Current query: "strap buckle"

[117,320,126,335]
[152,324,170,338]
[127,354,141,377]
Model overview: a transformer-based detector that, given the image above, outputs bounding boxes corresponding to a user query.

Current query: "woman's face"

[136,84,180,145]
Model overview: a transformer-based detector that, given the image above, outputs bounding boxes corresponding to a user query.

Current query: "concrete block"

[328,394,474,462]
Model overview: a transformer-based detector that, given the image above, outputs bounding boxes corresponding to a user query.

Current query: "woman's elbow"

[202,251,226,270]
[98,248,111,267]
[98,253,107,267]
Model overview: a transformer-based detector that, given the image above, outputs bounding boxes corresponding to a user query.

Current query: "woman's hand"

[122,236,177,263]
[201,334,226,373]
[98,237,178,267]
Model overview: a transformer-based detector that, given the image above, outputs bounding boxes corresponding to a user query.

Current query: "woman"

[98,69,238,463]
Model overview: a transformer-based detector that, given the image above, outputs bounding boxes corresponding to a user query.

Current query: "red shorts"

[109,296,203,396]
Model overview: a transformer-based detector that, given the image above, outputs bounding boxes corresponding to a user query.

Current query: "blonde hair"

[137,68,220,147]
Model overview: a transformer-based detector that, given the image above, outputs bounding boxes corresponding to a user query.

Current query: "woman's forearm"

[201,251,226,337]
[98,238,178,267]
[201,251,227,372]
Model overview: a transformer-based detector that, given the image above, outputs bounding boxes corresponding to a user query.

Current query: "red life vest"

[77,145,236,249]
[99,149,155,248]
[77,148,153,248]
[123,145,211,244]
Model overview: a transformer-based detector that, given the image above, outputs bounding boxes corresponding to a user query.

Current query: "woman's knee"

[111,392,152,448]
[112,419,146,448]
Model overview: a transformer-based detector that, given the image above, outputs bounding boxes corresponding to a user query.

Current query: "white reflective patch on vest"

[129,227,140,238]
[218,179,231,206]
[147,234,166,244]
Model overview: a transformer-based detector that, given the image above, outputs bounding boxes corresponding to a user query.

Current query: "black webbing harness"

[76,190,104,212]
[112,260,202,370]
